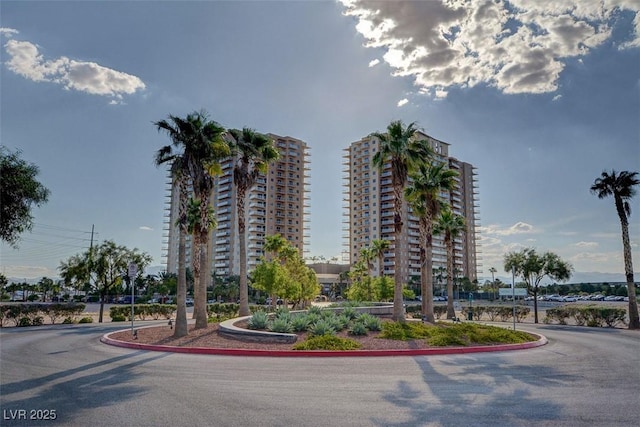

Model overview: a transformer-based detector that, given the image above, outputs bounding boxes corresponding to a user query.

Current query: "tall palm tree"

[371,120,433,321]
[405,162,458,322]
[155,110,229,330]
[434,209,466,320]
[370,238,390,277]
[228,128,280,317]
[488,267,497,300]
[590,170,640,330]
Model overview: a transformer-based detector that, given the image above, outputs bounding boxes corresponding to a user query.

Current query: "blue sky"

[1,0,639,283]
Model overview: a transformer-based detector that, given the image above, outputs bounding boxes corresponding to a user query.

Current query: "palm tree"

[434,209,466,319]
[405,162,458,322]
[371,120,433,321]
[155,111,229,329]
[370,239,390,277]
[228,128,280,317]
[488,266,497,300]
[590,170,640,330]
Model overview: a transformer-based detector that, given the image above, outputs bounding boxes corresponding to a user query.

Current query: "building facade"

[342,131,480,286]
[162,134,310,278]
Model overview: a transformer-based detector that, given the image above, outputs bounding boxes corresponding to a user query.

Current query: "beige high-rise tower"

[342,131,480,288]
[163,134,310,278]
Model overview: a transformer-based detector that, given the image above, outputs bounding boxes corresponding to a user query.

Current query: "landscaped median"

[101,309,548,357]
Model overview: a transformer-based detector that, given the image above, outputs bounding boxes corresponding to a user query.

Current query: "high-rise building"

[342,131,480,286]
[162,134,310,278]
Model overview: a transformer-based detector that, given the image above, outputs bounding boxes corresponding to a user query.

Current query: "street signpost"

[128,263,137,337]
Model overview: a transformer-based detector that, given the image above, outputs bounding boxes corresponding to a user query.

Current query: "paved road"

[1,323,638,427]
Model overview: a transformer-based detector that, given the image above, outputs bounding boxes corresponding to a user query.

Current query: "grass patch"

[380,321,534,347]
[293,334,362,351]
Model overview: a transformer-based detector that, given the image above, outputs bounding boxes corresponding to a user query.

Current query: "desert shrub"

[31,316,44,326]
[291,315,310,332]
[341,306,358,320]
[380,322,431,341]
[515,306,530,322]
[111,315,126,322]
[18,317,32,327]
[307,305,323,316]
[293,335,361,351]
[434,305,447,319]
[248,311,269,330]
[358,313,382,331]
[309,319,336,337]
[78,317,93,324]
[269,317,293,333]
[348,322,368,336]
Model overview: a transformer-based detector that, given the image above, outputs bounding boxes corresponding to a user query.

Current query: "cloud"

[574,241,598,248]
[0,27,19,37]
[368,58,380,67]
[481,221,537,236]
[340,1,640,98]
[3,36,145,100]
[139,226,154,231]
[397,98,409,107]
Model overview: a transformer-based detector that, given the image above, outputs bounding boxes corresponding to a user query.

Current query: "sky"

[1,0,639,283]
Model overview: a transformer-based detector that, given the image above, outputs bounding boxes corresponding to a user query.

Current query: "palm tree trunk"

[617,200,639,329]
[446,238,456,319]
[174,182,189,338]
[237,186,250,317]
[194,232,209,329]
[392,184,405,322]
[422,218,435,323]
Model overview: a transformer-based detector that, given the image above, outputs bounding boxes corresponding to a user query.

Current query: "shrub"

[341,306,358,320]
[309,319,336,337]
[291,315,310,332]
[357,313,382,331]
[380,322,431,341]
[293,335,361,351]
[248,311,269,330]
[78,317,93,324]
[62,317,75,324]
[348,322,368,336]
[269,317,293,333]
[18,317,32,327]
[307,305,323,316]
[111,315,126,322]
[32,316,44,326]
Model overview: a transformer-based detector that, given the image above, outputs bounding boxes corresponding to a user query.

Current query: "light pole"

[128,263,137,338]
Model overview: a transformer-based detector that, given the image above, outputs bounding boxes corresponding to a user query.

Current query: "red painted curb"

[100,330,548,357]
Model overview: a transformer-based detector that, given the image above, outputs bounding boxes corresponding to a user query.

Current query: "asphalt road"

[1,322,638,427]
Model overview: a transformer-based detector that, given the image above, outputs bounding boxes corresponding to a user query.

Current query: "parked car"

[185,298,194,306]
[562,296,577,302]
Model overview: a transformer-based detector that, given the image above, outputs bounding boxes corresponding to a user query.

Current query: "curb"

[100,329,548,358]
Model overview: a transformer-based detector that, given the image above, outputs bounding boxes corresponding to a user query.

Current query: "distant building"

[342,131,481,285]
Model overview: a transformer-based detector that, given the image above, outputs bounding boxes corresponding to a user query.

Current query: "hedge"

[0,303,86,327]
[544,306,627,328]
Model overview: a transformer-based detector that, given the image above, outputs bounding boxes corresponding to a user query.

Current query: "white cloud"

[481,221,537,236]
[0,27,19,37]
[574,241,598,248]
[3,37,145,100]
[552,94,562,101]
[340,1,640,98]
[397,98,409,107]
[368,58,380,67]
[139,226,154,231]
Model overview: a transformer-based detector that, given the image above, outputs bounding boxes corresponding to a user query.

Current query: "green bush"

[62,317,75,324]
[248,311,269,330]
[111,315,126,322]
[32,316,44,326]
[269,317,293,333]
[341,306,358,320]
[18,317,32,327]
[78,317,93,324]
[293,335,361,351]
[291,315,310,332]
[309,319,336,337]
[348,322,368,336]
[358,313,382,331]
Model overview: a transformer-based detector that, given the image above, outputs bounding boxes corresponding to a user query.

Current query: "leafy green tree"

[38,277,55,302]
[371,120,433,321]
[228,128,280,316]
[590,170,639,329]
[405,162,458,322]
[59,240,151,323]
[434,209,466,319]
[0,146,50,247]
[370,239,390,277]
[504,247,573,323]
